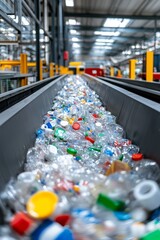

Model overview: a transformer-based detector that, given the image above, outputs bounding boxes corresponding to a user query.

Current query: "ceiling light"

[93,46,106,49]
[94,31,120,36]
[95,42,106,45]
[96,39,114,43]
[70,29,80,35]
[65,0,74,7]
[105,46,112,49]
[72,43,80,47]
[71,37,80,41]
[103,18,130,28]
[66,19,81,25]
[156,32,160,37]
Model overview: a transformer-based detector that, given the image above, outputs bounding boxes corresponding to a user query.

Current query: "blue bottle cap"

[114,211,131,221]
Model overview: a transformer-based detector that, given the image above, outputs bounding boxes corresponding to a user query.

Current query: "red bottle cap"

[132,153,143,161]
[92,113,99,118]
[85,136,95,144]
[78,117,83,121]
[10,212,34,235]
[54,214,72,226]
[72,122,80,130]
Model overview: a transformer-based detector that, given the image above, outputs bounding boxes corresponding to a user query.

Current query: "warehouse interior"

[1,0,160,88]
[0,1,160,240]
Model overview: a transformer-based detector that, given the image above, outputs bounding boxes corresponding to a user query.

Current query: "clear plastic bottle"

[130,154,160,182]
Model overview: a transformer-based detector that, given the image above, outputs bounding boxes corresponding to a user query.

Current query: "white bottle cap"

[60,120,68,127]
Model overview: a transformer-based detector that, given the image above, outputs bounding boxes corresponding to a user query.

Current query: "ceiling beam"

[72,46,123,55]
[69,25,160,33]
[71,42,132,48]
[64,11,160,20]
[69,34,147,41]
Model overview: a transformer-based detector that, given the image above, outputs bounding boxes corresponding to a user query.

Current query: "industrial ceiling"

[64,0,160,64]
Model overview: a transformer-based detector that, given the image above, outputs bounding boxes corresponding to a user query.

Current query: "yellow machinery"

[0,54,47,86]
[68,62,85,75]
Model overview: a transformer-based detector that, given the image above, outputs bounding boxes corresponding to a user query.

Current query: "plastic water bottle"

[130,154,160,182]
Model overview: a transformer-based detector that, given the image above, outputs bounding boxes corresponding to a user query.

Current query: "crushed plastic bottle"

[0,75,160,240]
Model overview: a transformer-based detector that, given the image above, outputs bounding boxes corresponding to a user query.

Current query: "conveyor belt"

[0,75,60,113]
[0,74,160,192]
[99,76,160,103]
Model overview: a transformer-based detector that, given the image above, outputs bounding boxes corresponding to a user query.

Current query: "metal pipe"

[35,0,40,81]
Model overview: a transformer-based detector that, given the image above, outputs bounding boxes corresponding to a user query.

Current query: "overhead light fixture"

[96,39,114,43]
[103,18,130,28]
[94,31,120,36]
[72,43,80,47]
[71,37,80,41]
[105,46,112,49]
[66,19,80,25]
[95,42,112,46]
[156,32,160,37]
[70,29,80,35]
[93,45,106,49]
[65,0,74,7]
[95,42,106,45]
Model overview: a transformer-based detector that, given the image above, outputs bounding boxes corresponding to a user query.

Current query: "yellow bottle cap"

[26,191,58,219]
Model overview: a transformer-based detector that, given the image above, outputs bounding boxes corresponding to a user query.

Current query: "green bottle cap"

[85,131,89,136]
[96,193,125,211]
[98,133,105,137]
[67,147,77,155]
[118,154,124,161]
[88,147,101,152]
[54,127,65,140]
[140,230,160,240]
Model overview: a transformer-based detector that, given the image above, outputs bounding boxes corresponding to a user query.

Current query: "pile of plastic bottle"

[0,75,160,240]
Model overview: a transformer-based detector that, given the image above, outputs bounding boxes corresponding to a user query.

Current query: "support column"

[154,20,157,51]
[110,67,114,77]
[129,59,137,80]
[17,0,22,44]
[64,25,69,67]
[44,0,49,65]
[51,0,56,65]
[50,62,54,77]
[57,0,63,70]
[146,51,153,82]
[20,53,28,86]
[35,0,40,81]
[40,60,43,80]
